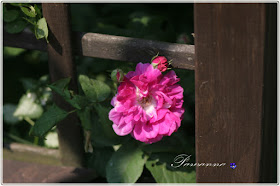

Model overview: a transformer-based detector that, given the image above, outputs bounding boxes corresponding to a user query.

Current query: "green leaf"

[91,104,125,147]
[49,77,71,95]
[145,153,196,183]
[70,94,89,109]
[20,6,36,17]
[88,147,114,177]
[94,104,116,137]
[35,18,48,42]
[13,93,43,119]
[20,78,38,91]
[3,104,20,124]
[79,75,111,102]
[106,141,147,183]
[4,47,26,56]
[5,19,27,34]
[3,9,20,23]
[22,17,37,26]
[30,104,69,138]
[48,78,88,109]
[77,107,92,131]
[34,4,42,17]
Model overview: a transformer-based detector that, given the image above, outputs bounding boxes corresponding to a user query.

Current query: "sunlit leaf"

[145,153,196,183]
[20,6,36,17]
[35,18,48,42]
[79,75,111,102]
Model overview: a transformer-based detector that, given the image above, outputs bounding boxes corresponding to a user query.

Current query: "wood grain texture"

[194,3,276,183]
[73,32,195,70]
[42,3,85,167]
[3,30,195,70]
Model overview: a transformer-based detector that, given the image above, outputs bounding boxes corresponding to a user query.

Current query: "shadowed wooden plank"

[4,29,195,70]
[194,3,276,183]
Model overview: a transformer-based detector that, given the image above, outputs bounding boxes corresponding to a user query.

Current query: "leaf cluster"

[4,3,49,43]
[26,74,195,183]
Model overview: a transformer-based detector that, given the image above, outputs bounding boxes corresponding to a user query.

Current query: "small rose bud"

[152,56,168,72]
[111,69,124,83]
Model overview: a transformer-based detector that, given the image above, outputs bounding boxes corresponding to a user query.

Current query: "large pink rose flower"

[109,63,184,144]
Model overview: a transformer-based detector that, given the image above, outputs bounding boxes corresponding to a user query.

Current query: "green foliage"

[5,19,27,34]
[13,93,44,120]
[48,77,88,109]
[35,18,48,42]
[145,153,196,183]
[29,104,70,138]
[79,75,111,102]
[4,47,26,57]
[88,147,114,177]
[141,129,194,154]
[20,5,36,17]
[77,107,92,131]
[4,3,49,43]
[91,105,126,147]
[106,141,147,183]
[3,7,19,22]
[3,104,20,124]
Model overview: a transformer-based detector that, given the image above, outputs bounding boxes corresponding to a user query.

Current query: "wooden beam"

[194,3,276,183]
[4,143,59,159]
[73,32,195,70]
[42,3,85,167]
[4,29,195,70]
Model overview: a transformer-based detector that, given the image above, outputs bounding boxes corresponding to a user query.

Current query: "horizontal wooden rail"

[4,28,195,70]
[4,143,59,159]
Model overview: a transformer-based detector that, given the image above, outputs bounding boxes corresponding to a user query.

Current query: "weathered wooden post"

[42,3,85,167]
[194,3,276,182]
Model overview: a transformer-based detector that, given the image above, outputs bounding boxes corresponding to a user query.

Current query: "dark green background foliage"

[4,3,195,183]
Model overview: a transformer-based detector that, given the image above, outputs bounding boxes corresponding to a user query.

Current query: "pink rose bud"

[111,69,124,83]
[152,56,168,72]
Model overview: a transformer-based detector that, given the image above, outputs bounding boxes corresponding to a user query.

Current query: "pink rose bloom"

[152,56,168,72]
[109,63,184,144]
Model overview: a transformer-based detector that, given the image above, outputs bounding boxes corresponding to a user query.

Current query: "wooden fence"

[3,3,277,183]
